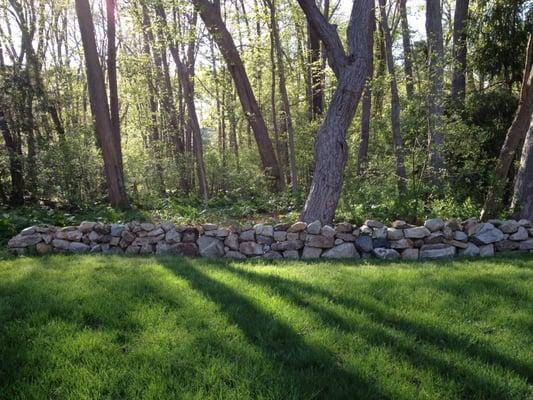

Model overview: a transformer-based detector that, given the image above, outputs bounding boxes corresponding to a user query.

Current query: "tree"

[191,0,284,190]
[399,0,414,97]
[451,0,469,108]
[511,119,533,220]
[297,0,373,224]
[481,34,533,219]
[426,0,445,176]
[75,0,129,208]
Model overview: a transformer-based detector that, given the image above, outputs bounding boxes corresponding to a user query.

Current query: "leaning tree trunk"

[481,34,533,220]
[511,120,533,220]
[379,0,408,194]
[75,0,129,208]
[191,0,284,191]
[426,0,445,177]
[297,0,373,224]
[451,0,469,109]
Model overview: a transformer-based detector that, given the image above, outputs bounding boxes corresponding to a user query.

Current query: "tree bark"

[399,0,414,97]
[481,34,533,219]
[75,0,129,208]
[379,0,408,194]
[0,104,24,205]
[511,119,533,220]
[426,0,446,175]
[298,0,373,224]
[106,0,121,158]
[192,0,284,190]
[451,0,469,108]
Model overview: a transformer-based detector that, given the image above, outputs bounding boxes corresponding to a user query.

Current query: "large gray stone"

[305,234,334,248]
[283,250,300,259]
[225,251,246,259]
[495,240,519,252]
[420,244,456,259]
[335,222,353,233]
[254,224,274,237]
[79,221,96,233]
[69,242,90,253]
[471,223,504,245]
[519,239,533,250]
[479,244,494,257]
[263,250,282,259]
[198,236,225,258]
[239,230,255,242]
[111,224,125,237]
[321,243,359,259]
[509,226,528,241]
[273,231,287,242]
[354,235,373,253]
[389,238,413,249]
[321,225,336,238]
[239,241,264,256]
[224,234,239,250]
[453,230,468,241]
[271,240,304,251]
[287,222,307,233]
[372,248,400,260]
[372,227,388,239]
[404,226,431,239]
[424,218,444,232]
[458,243,480,257]
[336,233,356,242]
[165,229,181,244]
[8,234,42,248]
[301,246,322,259]
[386,228,404,240]
[306,220,322,235]
[52,239,70,250]
[401,248,419,260]
[499,220,520,234]
[364,219,384,228]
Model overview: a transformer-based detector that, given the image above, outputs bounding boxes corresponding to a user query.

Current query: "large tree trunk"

[426,0,446,175]
[192,0,284,191]
[75,0,128,208]
[308,23,323,119]
[511,119,533,220]
[379,0,408,194]
[399,0,414,97]
[451,0,469,108]
[298,0,373,224]
[481,35,533,219]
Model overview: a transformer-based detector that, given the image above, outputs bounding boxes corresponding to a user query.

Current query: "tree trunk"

[308,23,323,118]
[379,0,408,194]
[75,0,128,208]
[481,34,533,219]
[106,0,121,161]
[0,105,24,205]
[451,0,469,109]
[399,0,414,97]
[192,0,284,190]
[298,0,373,224]
[426,0,446,175]
[511,119,533,220]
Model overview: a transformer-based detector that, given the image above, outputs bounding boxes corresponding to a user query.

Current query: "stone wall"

[7,218,533,260]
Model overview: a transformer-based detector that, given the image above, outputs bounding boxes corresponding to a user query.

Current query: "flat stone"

[389,238,413,249]
[424,232,444,244]
[254,224,274,237]
[443,239,469,249]
[111,224,125,237]
[202,223,218,231]
[301,246,322,259]
[287,222,307,233]
[424,218,444,232]
[386,228,404,240]
[321,243,359,259]
[20,226,36,236]
[372,248,400,260]
[271,240,304,251]
[365,219,384,228]
[239,241,264,256]
[499,220,519,234]
[198,236,225,257]
[392,220,410,229]
[263,250,282,259]
[495,240,519,252]
[373,238,390,248]
[401,248,419,260]
[458,243,480,257]
[509,226,528,241]
[404,226,431,239]
[8,234,42,248]
[420,244,456,259]
[66,230,82,241]
[146,227,164,237]
[336,233,355,242]
[334,239,344,245]
[306,220,322,235]
[140,223,156,231]
[286,232,299,241]
[79,221,96,233]
[471,223,504,245]
[274,223,291,231]
[91,244,103,253]
[321,225,336,238]
[69,242,90,253]
[168,243,199,256]
[273,231,287,242]
[224,234,239,250]
[305,234,334,248]
[239,230,255,241]
[257,235,274,245]
[52,239,70,250]
[354,236,373,253]
[283,250,300,259]
[335,222,353,233]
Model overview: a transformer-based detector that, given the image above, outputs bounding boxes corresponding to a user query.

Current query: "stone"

[386,228,404,240]
[335,222,353,233]
[404,226,431,239]
[373,238,390,248]
[239,230,255,241]
[146,227,164,237]
[239,241,264,256]
[66,230,82,241]
[20,226,37,235]
[70,242,90,253]
[299,232,307,241]
[401,248,419,260]
[225,251,246,259]
[36,242,52,254]
[254,223,274,237]
[140,222,155,231]
[442,226,453,240]
[120,230,135,243]
[52,239,70,250]
[518,219,532,228]
[301,246,322,259]
[519,239,533,250]
[273,231,287,242]
[321,243,359,259]
[109,237,120,246]
[8,234,42,248]
[354,236,373,253]
[110,224,124,237]
[334,239,344,245]
[424,232,444,244]
[413,239,424,248]
[264,251,282,259]
[424,218,444,232]
[271,240,304,251]
[160,221,175,232]
[79,221,96,233]
[125,245,140,254]
[306,220,322,235]
[60,226,77,232]
[509,226,528,241]
[42,234,53,244]
[257,235,274,245]
[463,218,479,235]
[479,244,494,257]
[283,250,300,259]
[224,234,239,250]
[499,220,520,234]
[471,223,504,245]
[305,234,334,248]
[445,219,462,231]
[212,228,230,238]
[274,223,291,231]
[181,228,199,243]
[389,238,413,249]
[165,229,181,244]
[392,220,410,229]
[286,232,299,241]
[321,225,336,238]
[336,233,356,242]
[495,240,519,252]
[198,236,225,258]
[372,227,387,239]
[202,223,218,231]
[458,243,480,257]
[372,248,400,260]
[442,239,469,249]
[104,246,125,255]
[287,222,307,233]
[420,244,456,259]
[453,230,468,241]
[359,225,372,235]
[365,219,384,228]
[168,243,199,257]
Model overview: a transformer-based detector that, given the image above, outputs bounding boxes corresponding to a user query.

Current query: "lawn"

[0,255,531,400]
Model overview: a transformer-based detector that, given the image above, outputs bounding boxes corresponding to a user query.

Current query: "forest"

[0,0,532,232]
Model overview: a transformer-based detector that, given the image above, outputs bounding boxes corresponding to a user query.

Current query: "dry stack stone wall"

[8,218,533,260]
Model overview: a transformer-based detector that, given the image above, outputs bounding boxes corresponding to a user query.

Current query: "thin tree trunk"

[451,0,469,109]
[106,0,121,160]
[379,0,408,194]
[75,0,128,208]
[0,105,24,205]
[511,119,533,219]
[308,23,323,118]
[399,0,414,97]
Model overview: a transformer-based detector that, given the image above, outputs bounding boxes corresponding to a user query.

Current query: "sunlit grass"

[0,255,531,399]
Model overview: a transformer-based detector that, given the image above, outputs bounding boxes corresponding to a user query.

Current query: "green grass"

[0,255,531,400]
